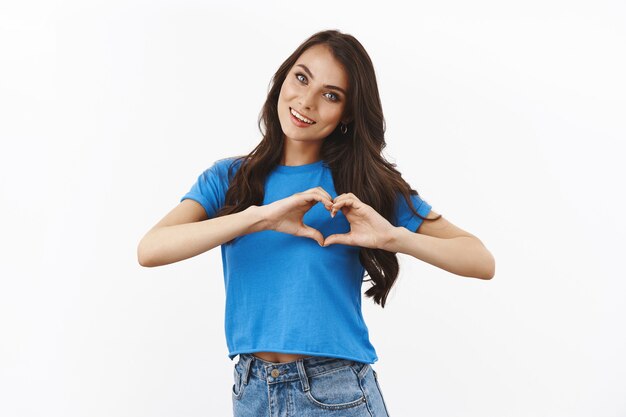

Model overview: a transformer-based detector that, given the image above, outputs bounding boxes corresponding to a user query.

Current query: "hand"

[323,193,396,249]
[258,187,334,246]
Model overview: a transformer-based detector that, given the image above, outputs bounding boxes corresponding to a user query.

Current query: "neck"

[281,135,322,166]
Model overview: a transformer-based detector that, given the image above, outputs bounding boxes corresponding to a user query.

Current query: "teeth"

[290,108,314,124]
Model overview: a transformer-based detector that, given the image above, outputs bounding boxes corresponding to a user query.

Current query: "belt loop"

[296,358,310,392]
[358,363,371,380]
[242,354,253,385]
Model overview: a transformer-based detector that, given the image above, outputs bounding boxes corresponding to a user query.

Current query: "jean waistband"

[236,353,371,388]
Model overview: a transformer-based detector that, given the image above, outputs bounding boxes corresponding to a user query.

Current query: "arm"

[137,200,265,267]
[138,187,334,267]
[382,210,495,280]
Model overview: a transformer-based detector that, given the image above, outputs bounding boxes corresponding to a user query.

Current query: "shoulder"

[213,155,242,169]
[210,155,245,177]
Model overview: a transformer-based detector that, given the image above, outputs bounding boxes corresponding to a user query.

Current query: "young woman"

[138,29,495,417]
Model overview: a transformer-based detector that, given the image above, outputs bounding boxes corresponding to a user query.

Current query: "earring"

[340,122,348,134]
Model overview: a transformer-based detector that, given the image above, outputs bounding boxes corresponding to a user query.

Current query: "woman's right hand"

[256,187,334,246]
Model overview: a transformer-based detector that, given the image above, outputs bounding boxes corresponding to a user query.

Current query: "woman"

[138,29,495,417]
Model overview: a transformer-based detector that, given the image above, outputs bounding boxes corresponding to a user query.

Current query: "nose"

[298,89,315,110]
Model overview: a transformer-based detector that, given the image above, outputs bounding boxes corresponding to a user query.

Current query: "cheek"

[279,81,298,101]
[319,106,344,124]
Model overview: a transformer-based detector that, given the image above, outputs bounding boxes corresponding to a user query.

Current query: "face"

[277,44,349,144]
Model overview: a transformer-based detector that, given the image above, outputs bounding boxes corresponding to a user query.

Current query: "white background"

[1,1,625,416]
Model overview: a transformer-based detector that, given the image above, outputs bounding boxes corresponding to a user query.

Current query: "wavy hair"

[213,29,441,308]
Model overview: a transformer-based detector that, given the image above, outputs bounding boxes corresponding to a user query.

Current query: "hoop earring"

[340,123,348,135]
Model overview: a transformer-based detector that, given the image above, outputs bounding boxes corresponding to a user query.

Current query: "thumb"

[300,225,325,247]
[322,233,350,247]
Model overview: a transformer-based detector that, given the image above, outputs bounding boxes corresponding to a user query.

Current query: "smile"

[290,107,316,124]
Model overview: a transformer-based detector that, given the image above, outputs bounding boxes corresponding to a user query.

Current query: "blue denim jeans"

[232,353,391,416]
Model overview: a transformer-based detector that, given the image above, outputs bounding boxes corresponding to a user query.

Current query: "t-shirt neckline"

[274,159,326,174]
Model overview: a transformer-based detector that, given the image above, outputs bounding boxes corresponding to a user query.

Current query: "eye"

[295,73,307,83]
[325,92,339,102]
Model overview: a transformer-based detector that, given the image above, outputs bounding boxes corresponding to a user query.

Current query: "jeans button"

[271,369,280,378]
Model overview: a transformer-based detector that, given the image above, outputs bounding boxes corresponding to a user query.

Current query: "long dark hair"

[213,29,441,308]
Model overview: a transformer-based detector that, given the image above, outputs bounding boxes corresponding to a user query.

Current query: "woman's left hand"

[322,193,396,249]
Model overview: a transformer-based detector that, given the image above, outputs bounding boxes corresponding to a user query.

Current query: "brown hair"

[214,29,441,307]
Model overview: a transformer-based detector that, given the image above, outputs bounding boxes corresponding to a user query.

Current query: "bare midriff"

[252,351,314,363]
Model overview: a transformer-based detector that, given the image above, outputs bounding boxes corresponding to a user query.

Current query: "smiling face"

[277,44,350,145]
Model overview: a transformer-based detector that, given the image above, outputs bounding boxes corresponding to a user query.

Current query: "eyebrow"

[296,64,347,96]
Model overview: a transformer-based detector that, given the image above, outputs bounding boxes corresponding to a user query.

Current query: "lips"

[289,107,316,124]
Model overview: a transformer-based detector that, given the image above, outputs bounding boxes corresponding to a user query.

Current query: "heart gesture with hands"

[323,192,396,249]
[259,187,334,247]
[259,187,395,249]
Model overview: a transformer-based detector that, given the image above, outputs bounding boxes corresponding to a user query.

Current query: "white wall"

[1,0,624,416]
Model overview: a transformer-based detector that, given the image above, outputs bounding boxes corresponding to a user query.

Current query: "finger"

[333,192,361,203]
[332,197,355,209]
[330,193,347,215]
[302,188,333,210]
[315,186,333,203]
[332,193,347,203]
[330,197,355,217]
[302,190,333,210]
[322,233,352,247]
[299,225,325,246]
[304,189,332,204]
[303,187,332,203]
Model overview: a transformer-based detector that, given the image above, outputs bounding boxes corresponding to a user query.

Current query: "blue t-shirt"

[180,157,432,364]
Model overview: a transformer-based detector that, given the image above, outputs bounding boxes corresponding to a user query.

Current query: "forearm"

[382,227,495,279]
[138,206,265,267]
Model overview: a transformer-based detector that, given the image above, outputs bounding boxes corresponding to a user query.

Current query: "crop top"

[180,157,432,364]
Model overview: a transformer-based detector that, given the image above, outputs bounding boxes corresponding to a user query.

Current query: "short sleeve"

[394,192,433,233]
[180,159,231,219]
